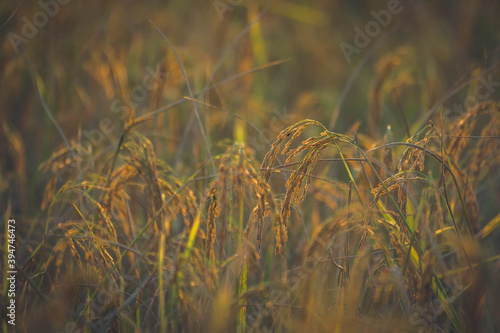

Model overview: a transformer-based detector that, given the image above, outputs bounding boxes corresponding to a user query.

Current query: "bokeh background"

[2,0,499,216]
[1,0,500,332]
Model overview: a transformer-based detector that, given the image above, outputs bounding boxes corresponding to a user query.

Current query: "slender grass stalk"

[150,20,216,175]
[238,185,247,333]
[158,225,167,332]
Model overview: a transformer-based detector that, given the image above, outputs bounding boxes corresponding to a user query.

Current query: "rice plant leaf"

[181,209,202,261]
[238,262,247,333]
[476,213,500,239]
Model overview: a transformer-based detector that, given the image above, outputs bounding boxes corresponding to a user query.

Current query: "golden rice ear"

[206,187,219,261]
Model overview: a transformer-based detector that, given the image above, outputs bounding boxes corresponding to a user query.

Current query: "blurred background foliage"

[1,0,499,216]
[1,1,500,331]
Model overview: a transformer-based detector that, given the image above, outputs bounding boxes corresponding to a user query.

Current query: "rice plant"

[1,1,500,332]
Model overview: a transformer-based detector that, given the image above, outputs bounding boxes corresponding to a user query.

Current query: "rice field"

[1,1,500,332]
